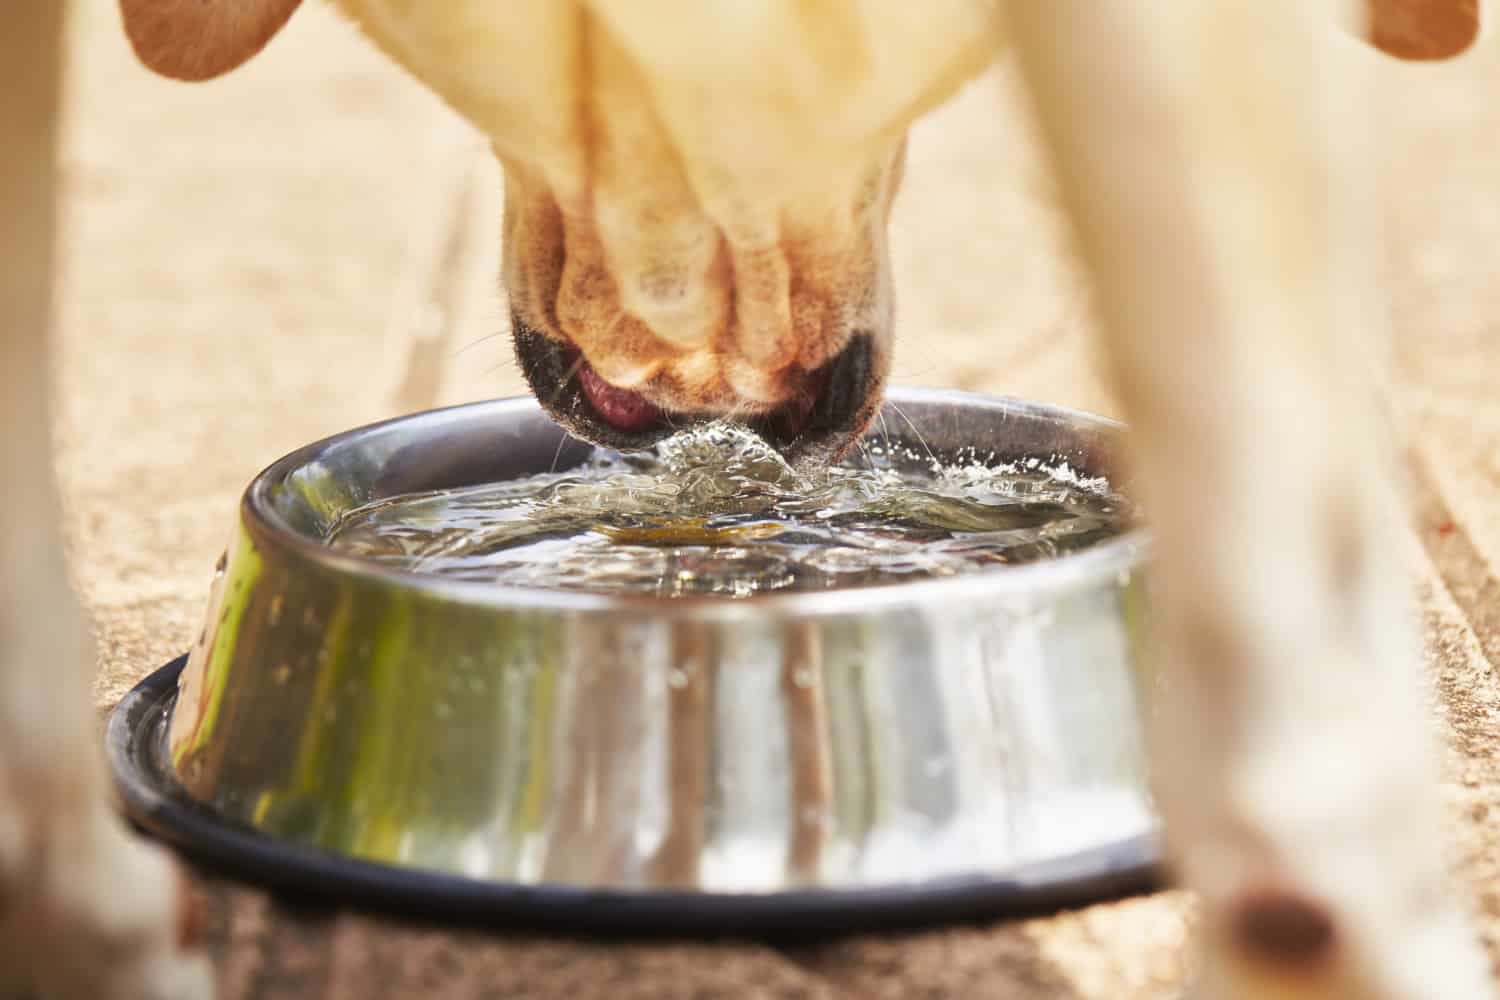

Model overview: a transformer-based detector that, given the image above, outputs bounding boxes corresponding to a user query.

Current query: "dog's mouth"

[512,315,882,464]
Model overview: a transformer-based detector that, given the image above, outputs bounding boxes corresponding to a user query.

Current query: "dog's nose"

[513,313,885,464]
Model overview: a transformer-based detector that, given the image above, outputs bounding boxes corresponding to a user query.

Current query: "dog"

[0,0,1491,996]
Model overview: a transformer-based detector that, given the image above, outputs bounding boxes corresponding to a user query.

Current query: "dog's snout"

[514,312,886,463]
[494,122,905,450]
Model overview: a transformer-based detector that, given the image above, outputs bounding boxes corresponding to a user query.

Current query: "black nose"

[747,333,885,466]
[511,312,886,463]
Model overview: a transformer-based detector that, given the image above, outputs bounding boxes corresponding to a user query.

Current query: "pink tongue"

[577,363,663,433]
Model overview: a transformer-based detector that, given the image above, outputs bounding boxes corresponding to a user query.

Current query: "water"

[325,423,1132,597]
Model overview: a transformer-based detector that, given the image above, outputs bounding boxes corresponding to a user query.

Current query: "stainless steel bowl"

[109,388,1159,933]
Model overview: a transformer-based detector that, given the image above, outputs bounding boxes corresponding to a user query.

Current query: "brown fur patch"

[120,0,304,82]
[1229,886,1339,970]
[176,867,206,949]
[1368,0,1480,60]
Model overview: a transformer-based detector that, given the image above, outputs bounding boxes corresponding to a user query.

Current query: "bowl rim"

[244,386,1150,621]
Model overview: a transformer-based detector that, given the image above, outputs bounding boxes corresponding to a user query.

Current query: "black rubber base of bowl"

[107,656,1163,940]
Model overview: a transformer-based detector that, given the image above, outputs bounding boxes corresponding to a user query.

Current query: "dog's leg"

[0,5,212,997]
[1008,3,1493,998]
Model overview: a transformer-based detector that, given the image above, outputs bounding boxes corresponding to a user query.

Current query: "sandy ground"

[54,6,1500,997]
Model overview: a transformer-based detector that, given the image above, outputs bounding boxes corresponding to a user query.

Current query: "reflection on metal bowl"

[108,387,1159,933]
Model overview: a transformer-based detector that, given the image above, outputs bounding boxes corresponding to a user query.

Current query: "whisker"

[888,402,938,466]
[548,427,571,474]
[451,331,505,359]
[889,358,942,381]
[853,435,875,469]
[548,355,586,408]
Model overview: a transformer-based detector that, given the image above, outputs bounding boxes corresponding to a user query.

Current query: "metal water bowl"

[108,388,1158,934]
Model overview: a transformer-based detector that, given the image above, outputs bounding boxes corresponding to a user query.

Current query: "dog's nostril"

[752,334,883,465]
[769,366,831,441]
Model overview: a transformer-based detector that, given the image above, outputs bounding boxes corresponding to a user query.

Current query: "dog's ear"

[119,0,303,81]
[1365,0,1479,60]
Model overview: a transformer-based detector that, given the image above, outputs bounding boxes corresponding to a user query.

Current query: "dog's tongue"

[578,362,663,433]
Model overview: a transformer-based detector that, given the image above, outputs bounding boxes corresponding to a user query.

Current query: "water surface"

[327,424,1131,597]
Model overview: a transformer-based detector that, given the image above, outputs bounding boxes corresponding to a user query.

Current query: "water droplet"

[668,669,690,689]
[435,701,454,719]
[792,667,815,688]
[272,663,291,686]
[267,594,284,626]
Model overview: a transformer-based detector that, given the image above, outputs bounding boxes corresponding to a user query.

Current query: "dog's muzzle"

[511,314,885,466]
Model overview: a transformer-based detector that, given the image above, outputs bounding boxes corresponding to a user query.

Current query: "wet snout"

[514,311,886,463]
[503,126,904,464]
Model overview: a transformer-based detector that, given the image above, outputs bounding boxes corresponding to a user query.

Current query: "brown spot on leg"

[176,867,206,950]
[1229,886,1338,971]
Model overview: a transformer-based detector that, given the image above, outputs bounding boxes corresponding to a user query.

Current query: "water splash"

[326,423,1131,597]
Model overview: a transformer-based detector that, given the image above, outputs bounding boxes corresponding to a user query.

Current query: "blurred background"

[54,4,1500,996]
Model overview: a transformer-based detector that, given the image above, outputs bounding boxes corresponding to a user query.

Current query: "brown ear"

[1366,0,1480,60]
[119,0,303,81]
